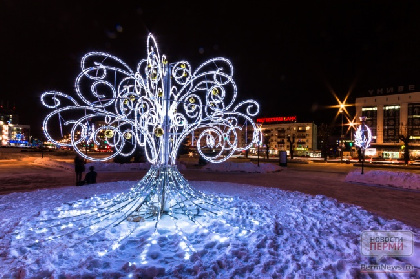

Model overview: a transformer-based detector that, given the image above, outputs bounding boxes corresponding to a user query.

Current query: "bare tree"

[399,123,411,164]
[263,133,271,159]
[318,123,332,162]
[287,134,295,160]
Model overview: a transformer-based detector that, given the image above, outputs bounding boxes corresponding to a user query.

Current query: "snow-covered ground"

[0,160,419,278]
[345,170,420,191]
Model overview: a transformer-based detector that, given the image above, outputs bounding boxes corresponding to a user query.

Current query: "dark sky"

[1,0,420,137]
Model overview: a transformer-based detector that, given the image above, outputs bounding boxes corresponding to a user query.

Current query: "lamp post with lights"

[347,118,356,157]
[327,91,354,163]
[339,105,344,162]
[257,124,262,167]
[355,116,372,175]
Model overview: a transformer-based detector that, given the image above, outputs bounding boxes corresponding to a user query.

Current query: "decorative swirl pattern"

[30,33,265,263]
[354,122,372,150]
[41,33,260,165]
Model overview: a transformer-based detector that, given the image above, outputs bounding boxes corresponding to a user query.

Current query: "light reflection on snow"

[98,250,107,257]
[179,241,187,249]
[2,177,418,278]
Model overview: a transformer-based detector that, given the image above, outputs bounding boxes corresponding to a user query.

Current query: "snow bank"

[345,170,420,190]
[33,157,73,171]
[1,181,418,278]
[204,162,281,173]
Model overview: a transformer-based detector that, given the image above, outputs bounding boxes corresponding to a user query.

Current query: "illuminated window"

[408,103,420,143]
[362,107,377,143]
[384,105,400,110]
[383,105,400,143]
[362,107,378,111]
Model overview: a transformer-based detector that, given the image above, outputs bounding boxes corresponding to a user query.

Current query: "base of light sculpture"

[15,165,231,249]
[11,166,269,270]
[125,165,222,221]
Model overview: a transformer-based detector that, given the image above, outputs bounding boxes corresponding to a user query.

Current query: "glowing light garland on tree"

[354,116,372,174]
[354,117,372,150]
[13,34,263,261]
[41,35,260,164]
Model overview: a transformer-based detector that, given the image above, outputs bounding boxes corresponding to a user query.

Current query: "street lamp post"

[257,124,262,167]
[348,119,355,158]
[257,142,260,166]
[350,123,353,158]
[339,106,344,162]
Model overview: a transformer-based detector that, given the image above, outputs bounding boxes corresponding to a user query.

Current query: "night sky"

[1,0,420,137]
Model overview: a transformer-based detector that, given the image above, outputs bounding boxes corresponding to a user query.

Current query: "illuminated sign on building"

[257,116,297,123]
[365,148,377,156]
[368,85,415,96]
[9,140,28,144]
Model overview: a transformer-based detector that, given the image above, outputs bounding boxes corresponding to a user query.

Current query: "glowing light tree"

[354,116,372,174]
[36,34,261,248]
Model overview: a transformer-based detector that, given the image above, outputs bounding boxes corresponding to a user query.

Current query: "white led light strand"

[24,33,264,260]
[354,121,372,150]
[41,34,259,163]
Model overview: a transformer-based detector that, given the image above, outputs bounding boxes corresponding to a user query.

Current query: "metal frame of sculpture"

[18,34,262,258]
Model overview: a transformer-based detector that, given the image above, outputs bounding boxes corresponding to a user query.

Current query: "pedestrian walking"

[74,154,85,186]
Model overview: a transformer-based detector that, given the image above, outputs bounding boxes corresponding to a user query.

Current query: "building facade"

[355,91,420,159]
[0,104,31,146]
[180,117,318,157]
[1,124,31,146]
[244,117,318,157]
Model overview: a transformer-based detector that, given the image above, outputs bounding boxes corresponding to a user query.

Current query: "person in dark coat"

[84,166,97,184]
[74,154,85,185]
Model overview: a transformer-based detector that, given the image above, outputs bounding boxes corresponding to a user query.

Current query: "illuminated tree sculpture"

[38,34,261,239]
[354,116,372,174]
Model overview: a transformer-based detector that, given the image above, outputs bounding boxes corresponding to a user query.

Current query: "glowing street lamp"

[346,117,357,157]
[347,118,356,139]
[339,105,344,162]
[326,89,354,162]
